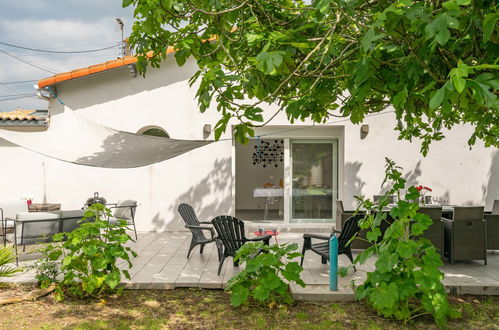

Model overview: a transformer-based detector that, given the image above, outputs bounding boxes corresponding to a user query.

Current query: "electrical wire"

[0,95,37,102]
[0,81,28,95]
[0,93,37,98]
[0,49,57,74]
[0,80,37,84]
[0,41,121,54]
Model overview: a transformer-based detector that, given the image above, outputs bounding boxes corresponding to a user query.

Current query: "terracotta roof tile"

[36,36,221,88]
[37,47,175,88]
[0,109,37,121]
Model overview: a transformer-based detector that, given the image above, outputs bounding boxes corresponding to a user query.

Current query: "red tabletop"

[254,230,279,236]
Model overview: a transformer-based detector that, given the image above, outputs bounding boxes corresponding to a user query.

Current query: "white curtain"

[0,109,212,168]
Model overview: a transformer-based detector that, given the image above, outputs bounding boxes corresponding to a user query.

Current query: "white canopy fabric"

[0,109,212,168]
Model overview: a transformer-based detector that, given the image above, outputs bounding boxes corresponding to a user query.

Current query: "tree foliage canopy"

[125,0,498,153]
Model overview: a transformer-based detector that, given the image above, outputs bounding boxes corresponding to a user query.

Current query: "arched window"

[137,125,170,138]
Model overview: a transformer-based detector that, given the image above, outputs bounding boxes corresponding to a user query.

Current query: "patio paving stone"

[5,231,499,300]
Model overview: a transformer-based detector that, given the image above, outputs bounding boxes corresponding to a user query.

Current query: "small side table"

[28,203,61,212]
[254,230,280,245]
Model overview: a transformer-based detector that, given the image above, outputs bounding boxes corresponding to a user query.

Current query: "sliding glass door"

[290,140,338,223]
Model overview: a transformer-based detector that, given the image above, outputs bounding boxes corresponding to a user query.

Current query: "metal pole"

[329,235,338,291]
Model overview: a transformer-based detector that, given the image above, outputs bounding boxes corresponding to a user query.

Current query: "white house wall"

[0,56,497,231]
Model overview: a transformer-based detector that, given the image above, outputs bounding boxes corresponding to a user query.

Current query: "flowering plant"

[416,185,432,204]
[415,185,432,193]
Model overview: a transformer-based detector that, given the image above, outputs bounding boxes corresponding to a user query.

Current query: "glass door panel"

[290,140,337,223]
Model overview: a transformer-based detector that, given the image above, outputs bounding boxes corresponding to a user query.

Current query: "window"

[137,126,170,138]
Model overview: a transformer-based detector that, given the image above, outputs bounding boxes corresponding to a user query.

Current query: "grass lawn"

[0,284,499,329]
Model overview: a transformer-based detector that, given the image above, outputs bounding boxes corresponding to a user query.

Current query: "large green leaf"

[230,284,250,307]
[262,272,282,290]
[483,13,498,42]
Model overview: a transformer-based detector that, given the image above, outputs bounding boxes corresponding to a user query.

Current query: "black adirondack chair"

[300,213,364,269]
[178,203,222,260]
[211,215,271,275]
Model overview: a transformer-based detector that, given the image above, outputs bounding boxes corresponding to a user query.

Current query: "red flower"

[416,185,432,192]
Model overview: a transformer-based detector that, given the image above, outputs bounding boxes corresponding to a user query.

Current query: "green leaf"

[370,282,399,310]
[252,285,270,302]
[315,0,331,14]
[366,227,381,242]
[230,284,249,307]
[122,0,133,8]
[83,245,98,256]
[429,85,446,109]
[91,257,109,270]
[375,252,398,273]
[476,73,499,89]
[361,28,385,52]
[106,271,121,289]
[244,107,264,122]
[256,51,284,75]
[392,87,408,109]
[245,259,261,273]
[262,272,282,290]
[395,241,417,259]
[452,75,466,93]
[483,13,498,42]
[246,33,263,44]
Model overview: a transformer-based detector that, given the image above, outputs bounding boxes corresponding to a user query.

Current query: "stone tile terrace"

[6,232,499,300]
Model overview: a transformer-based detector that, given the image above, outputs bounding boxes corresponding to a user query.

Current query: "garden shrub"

[39,203,137,301]
[0,246,21,278]
[227,242,305,307]
[346,158,459,326]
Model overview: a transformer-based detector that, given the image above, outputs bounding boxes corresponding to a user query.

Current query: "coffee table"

[254,230,280,244]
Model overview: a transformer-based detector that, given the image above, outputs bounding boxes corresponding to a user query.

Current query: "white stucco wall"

[0,56,497,230]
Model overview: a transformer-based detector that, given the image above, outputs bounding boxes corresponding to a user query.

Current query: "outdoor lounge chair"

[418,207,444,256]
[107,200,138,239]
[300,213,364,269]
[211,215,271,275]
[178,203,223,260]
[485,200,499,250]
[13,210,86,264]
[442,206,487,265]
[0,201,29,245]
[492,200,499,215]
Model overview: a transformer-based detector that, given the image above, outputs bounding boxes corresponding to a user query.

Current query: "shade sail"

[0,109,212,168]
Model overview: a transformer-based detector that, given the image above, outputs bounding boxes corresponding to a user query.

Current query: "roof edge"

[37,47,175,89]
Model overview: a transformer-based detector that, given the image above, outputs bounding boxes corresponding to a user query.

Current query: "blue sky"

[0,1,134,111]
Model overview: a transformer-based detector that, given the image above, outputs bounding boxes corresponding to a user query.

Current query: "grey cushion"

[16,211,61,221]
[60,210,85,219]
[113,200,137,220]
[108,216,133,225]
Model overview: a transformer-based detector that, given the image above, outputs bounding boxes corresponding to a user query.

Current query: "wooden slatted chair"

[300,213,364,270]
[178,203,222,260]
[211,215,271,275]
